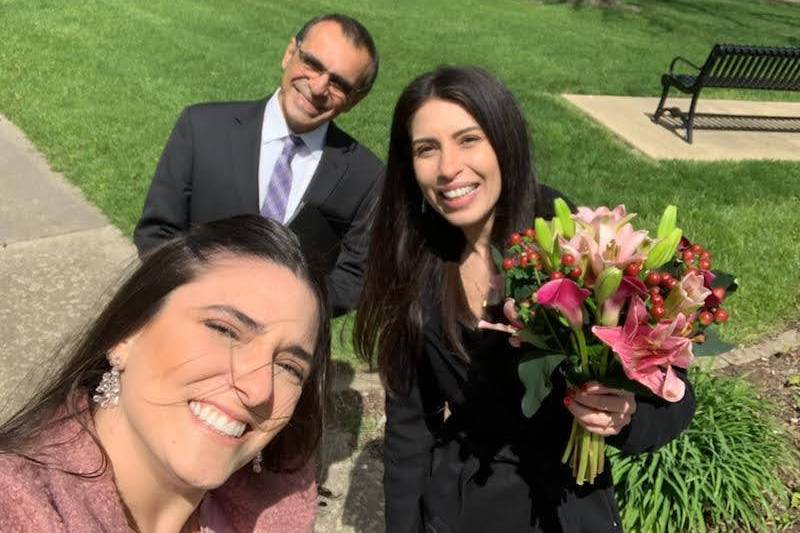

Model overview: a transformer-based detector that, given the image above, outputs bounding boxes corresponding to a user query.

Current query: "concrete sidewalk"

[0,114,136,416]
[563,95,800,161]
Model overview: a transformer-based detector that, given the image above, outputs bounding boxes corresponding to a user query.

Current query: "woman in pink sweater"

[0,215,328,532]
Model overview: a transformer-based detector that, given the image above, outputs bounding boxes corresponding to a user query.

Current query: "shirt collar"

[262,89,329,152]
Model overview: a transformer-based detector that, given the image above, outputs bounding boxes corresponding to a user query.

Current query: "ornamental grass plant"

[609,367,798,532]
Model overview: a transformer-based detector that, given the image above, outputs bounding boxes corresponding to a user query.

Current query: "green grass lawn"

[2,0,799,366]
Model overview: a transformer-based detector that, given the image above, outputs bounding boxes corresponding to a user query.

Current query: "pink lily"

[583,222,650,278]
[535,278,591,329]
[592,297,693,402]
[566,207,651,280]
[663,271,711,320]
[573,205,631,230]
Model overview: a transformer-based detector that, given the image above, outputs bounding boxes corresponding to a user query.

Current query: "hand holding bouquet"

[485,200,736,485]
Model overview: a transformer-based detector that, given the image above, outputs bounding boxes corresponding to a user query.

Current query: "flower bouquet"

[484,199,737,485]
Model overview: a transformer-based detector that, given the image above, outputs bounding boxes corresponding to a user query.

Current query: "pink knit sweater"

[0,409,317,532]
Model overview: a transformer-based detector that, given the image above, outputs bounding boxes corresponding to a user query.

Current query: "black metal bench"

[652,44,800,143]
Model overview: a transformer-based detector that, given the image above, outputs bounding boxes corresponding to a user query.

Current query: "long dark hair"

[354,66,543,395]
[0,215,329,473]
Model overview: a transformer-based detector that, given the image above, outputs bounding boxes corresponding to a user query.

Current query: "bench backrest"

[698,44,800,91]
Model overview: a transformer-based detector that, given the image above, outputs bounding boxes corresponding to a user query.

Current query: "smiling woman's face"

[410,97,502,237]
[98,255,319,490]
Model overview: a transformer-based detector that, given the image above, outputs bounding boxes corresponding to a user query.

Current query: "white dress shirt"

[258,90,329,223]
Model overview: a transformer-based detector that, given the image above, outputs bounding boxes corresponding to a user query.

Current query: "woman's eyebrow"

[200,305,264,332]
[283,345,314,364]
[452,125,481,137]
[411,126,481,145]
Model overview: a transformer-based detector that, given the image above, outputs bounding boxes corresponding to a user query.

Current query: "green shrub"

[609,367,798,532]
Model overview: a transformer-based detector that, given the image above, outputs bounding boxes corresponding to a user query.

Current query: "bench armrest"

[668,56,702,75]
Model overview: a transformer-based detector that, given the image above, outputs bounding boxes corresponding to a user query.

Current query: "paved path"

[563,95,800,160]
[0,114,135,418]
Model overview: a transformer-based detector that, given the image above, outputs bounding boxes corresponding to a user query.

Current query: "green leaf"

[517,328,553,350]
[518,352,566,417]
[710,271,738,294]
[513,285,534,301]
[693,327,736,357]
[491,245,505,273]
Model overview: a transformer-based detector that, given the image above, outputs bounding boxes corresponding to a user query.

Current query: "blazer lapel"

[229,99,267,214]
[302,123,350,205]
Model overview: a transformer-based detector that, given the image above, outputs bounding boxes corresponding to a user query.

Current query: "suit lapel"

[229,99,267,214]
[302,123,350,204]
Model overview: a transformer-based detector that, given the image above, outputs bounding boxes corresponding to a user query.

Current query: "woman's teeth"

[189,401,246,438]
[441,185,477,200]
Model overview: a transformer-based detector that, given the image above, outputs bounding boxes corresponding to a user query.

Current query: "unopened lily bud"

[645,228,682,270]
[554,198,575,239]
[594,267,623,306]
[535,217,553,254]
[657,205,678,240]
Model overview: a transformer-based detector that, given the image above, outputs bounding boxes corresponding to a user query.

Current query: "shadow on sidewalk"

[342,438,385,532]
[650,107,800,142]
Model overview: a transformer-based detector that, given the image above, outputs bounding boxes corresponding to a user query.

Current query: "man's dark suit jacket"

[133,99,385,316]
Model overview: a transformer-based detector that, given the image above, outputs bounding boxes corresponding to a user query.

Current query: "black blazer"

[133,99,385,316]
[384,295,696,533]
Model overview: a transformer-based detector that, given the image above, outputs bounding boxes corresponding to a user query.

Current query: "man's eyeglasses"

[295,45,359,102]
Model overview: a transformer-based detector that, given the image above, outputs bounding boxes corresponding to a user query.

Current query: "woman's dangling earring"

[93,358,121,408]
[252,451,263,474]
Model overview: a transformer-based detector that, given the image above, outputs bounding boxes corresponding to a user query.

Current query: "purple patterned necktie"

[260,134,304,222]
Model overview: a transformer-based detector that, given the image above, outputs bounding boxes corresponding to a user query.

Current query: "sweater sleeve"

[0,456,66,532]
[606,368,696,455]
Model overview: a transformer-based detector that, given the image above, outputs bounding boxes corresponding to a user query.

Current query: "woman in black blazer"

[354,66,695,533]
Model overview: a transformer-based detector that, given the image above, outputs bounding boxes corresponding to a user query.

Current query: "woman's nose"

[231,347,275,411]
[438,144,463,180]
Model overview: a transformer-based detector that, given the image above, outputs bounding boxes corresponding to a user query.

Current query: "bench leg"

[653,83,670,121]
[686,90,701,144]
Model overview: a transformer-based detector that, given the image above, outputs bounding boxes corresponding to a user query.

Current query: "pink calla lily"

[592,297,693,402]
[535,278,591,329]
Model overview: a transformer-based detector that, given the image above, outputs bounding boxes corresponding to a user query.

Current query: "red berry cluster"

[502,229,542,272]
[681,243,713,274]
[557,253,582,281]
[624,261,643,277]
[645,271,678,320]
[699,286,729,326]
[679,241,728,326]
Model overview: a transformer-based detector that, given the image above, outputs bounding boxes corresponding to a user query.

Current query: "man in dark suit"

[134,14,384,316]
